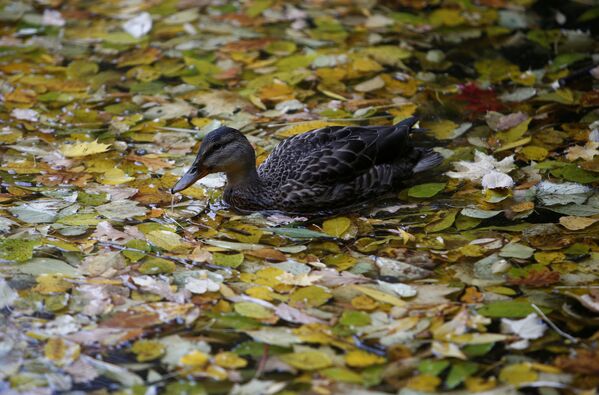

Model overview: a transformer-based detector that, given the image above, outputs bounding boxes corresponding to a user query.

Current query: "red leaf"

[454,83,503,113]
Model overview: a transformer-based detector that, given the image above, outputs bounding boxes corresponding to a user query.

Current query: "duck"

[171,117,443,215]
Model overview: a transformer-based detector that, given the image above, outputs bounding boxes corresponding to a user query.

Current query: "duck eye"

[203,142,220,156]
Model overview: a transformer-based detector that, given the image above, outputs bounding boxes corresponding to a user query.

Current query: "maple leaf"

[60,141,111,157]
[446,151,515,187]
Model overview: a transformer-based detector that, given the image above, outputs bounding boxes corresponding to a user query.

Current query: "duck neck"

[226,165,260,188]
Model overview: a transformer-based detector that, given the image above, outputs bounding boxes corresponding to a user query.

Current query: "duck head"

[171,126,257,193]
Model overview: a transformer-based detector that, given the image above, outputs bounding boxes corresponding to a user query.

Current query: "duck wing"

[259,117,419,187]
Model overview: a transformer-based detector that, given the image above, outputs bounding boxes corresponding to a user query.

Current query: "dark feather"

[252,117,442,212]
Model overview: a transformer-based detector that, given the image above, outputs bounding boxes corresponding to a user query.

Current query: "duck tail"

[413,148,443,173]
[393,116,419,130]
[395,116,430,137]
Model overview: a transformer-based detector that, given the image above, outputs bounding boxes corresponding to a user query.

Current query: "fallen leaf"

[61,141,111,157]
[559,215,598,230]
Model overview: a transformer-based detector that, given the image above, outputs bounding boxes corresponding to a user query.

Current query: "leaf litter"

[1,0,599,394]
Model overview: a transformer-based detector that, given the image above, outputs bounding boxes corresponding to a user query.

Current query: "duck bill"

[171,167,209,193]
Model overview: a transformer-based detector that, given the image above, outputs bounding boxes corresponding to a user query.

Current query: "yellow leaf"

[351,57,383,74]
[520,146,548,161]
[465,376,497,392]
[277,120,348,138]
[397,228,415,245]
[214,352,247,369]
[234,302,274,320]
[61,140,110,157]
[351,294,379,310]
[180,351,209,367]
[100,168,134,185]
[246,286,276,301]
[131,340,165,362]
[33,274,72,294]
[529,362,561,374]
[344,350,385,368]
[447,333,508,344]
[289,285,332,307]
[146,230,184,251]
[255,267,285,286]
[205,364,228,380]
[559,216,598,231]
[390,103,417,120]
[534,251,565,265]
[223,223,263,244]
[499,363,538,385]
[353,285,406,307]
[44,338,80,366]
[322,217,351,237]
[497,118,531,143]
[280,350,332,370]
[407,374,441,392]
[421,120,458,140]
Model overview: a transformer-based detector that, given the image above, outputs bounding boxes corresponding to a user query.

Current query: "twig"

[255,344,269,378]
[531,303,578,344]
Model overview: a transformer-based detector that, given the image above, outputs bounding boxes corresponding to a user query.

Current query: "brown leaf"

[245,248,287,262]
[555,349,599,375]
[100,302,195,328]
[508,269,560,288]
[461,287,484,303]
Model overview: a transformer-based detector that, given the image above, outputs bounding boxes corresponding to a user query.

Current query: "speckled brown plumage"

[172,117,443,214]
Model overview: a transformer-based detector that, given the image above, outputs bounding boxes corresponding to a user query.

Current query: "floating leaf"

[290,285,332,307]
[234,302,274,320]
[61,140,111,157]
[559,216,598,230]
[407,183,446,198]
[146,230,184,252]
[213,253,244,268]
[322,217,351,238]
[131,340,165,362]
[280,350,332,370]
[479,300,550,318]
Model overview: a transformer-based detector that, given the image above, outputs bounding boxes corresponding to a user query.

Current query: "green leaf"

[551,165,599,184]
[266,227,328,239]
[18,258,79,277]
[339,310,371,327]
[123,239,151,262]
[461,207,502,219]
[9,202,58,224]
[0,238,40,262]
[212,252,244,268]
[463,343,494,357]
[77,192,109,206]
[57,213,101,226]
[407,183,446,198]
[446,362,478,389]
[418,359,450,376]
[138,257,177,274]
[478,300,551,318]
[499,243,535,259]
[426,209,458,232]
[322,367,363,383]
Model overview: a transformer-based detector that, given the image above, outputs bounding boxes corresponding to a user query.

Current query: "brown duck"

[171,117,442,214]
